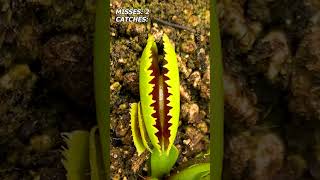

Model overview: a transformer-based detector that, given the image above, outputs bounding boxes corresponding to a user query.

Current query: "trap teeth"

[136,34,180,153]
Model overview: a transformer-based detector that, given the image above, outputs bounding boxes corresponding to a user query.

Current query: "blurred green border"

[210,0,224,180]
[94,0,110,177]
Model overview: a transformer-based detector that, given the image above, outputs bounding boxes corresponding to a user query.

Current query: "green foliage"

[162,34,180,155]
[130,34,182,178]
[139,35,161,151]
[130,102,147,155]
[62,128,106,180]
[130,34,210,179]
[62,131,90,180]
[151,145,179,178]
[168,163,210,180]
[137,34,180,154]
[89,127,106,180]
[130,34,210,180]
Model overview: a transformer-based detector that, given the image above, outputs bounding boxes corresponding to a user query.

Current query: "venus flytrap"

[136,34,180,154]
[130,33,180,178]
[131,34,210,179]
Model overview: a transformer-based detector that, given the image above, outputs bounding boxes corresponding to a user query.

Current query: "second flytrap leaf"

[61,131,90,180]
[151,145,179,178]
[130,102,146,155]
[89,127,107,180]
[61,128,107,180]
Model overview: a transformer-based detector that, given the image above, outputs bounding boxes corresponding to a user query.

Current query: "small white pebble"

[182,157,188,162]
[183,139,191,145]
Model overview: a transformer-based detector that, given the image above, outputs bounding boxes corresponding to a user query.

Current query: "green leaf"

[139,34,180,154]
[138,102,152,152]
[139,35,161,151]
[194,171,210,179]
[89,127,107,180]
[168,163,210,180]
[162,34,180,155]
[151,145,179,178]
[130,102,146,155]
[61,131,90,180]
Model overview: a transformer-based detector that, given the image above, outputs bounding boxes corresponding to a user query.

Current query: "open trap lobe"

[148,45,172,150]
